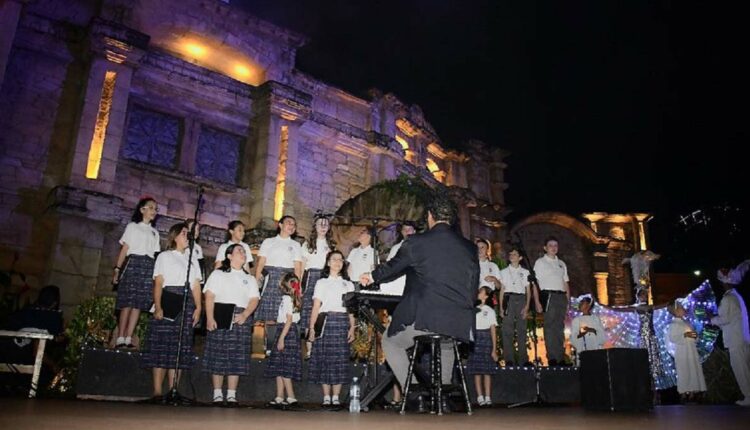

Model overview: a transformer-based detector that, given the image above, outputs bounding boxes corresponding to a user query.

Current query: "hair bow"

[290,280,301,297]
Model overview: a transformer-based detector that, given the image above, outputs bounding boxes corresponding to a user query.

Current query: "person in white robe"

[711,260,750,407]
[668,301,707,399]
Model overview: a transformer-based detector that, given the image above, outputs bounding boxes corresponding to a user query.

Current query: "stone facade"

[0,0,508,316]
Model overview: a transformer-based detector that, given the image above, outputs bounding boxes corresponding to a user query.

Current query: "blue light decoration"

[567,280,718,390]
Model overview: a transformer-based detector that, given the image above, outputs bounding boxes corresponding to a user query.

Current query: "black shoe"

[505,361,516,367]
[522,361,534,367]
[548,359,558,366]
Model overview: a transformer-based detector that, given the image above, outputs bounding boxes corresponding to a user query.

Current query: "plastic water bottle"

[349,377,361,413]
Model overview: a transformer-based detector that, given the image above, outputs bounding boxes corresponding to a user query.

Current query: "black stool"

[400,334,472,415]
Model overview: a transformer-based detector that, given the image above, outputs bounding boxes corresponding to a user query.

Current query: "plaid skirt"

[115,255,155,311]
[202,307,253,375]
[308,312,351,385]
[263,323,302,380]
[141,285,197,369]
[466,329,497,375]
[300,269,323,328]
[256,266,295,321]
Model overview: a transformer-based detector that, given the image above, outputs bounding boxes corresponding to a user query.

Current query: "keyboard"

[343,291,402,311]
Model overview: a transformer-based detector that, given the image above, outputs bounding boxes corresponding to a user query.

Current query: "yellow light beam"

[86,71,117,179]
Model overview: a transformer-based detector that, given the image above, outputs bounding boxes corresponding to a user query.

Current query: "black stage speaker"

[579,348,653,411]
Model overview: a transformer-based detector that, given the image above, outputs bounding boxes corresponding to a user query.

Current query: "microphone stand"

[508,234,548,408]
[165,185,204,406]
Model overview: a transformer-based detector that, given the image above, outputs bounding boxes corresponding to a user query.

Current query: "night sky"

[237,1,748,273]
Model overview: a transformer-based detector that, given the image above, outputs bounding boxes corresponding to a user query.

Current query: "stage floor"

[1,399,749,430]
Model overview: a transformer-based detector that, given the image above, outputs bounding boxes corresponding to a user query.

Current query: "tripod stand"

[508,236,548,408]
[163,185,204,406]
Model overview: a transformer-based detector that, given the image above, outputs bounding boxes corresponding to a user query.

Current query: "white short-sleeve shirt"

[185,243,203,260]
[302,238,331,270]
[313,276,355,313]
[347,246,378,281]
[153,250,201,287]
[476,304,498,330]
[534,255,569,292]
[258,235,303,268]
[120,222,160,257]
[498,265,530,294]
[479,260,501,290]
[202,268,260,307]
[276,295,301,324]
[216,241,253,264]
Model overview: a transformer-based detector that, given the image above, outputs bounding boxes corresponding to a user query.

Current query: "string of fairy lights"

[568,280,719,390]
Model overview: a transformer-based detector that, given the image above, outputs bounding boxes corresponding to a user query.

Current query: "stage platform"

[76,347,579,405]
[1,398,749,430]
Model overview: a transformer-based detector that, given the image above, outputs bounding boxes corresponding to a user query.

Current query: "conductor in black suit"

[360,195,479,389]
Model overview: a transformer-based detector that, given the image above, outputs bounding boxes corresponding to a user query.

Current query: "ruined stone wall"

[0,0,509,317]
[0,8,90,296]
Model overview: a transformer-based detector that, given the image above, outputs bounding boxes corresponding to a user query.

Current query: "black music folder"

[160,289,184,321]
[314,312,327,339]
[214,303,236,330]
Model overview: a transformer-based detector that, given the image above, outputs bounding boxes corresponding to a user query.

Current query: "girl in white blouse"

[113,197,160,349]
[308,250,356,406]
[140,222,202,401]
[202,244,260,404]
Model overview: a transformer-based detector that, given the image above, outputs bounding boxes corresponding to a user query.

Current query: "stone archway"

[511,212,610,298]
[332,176,434,257]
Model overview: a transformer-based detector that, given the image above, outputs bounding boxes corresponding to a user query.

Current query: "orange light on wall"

[426,158,440,173]
[86,70,117,179]
[234,64,251,77]
[273,126,289,221]
[594,272,609,305]
[395,135,409,150]
[426,158,446,183]
[183,42,207,58]
[167,36,266,85]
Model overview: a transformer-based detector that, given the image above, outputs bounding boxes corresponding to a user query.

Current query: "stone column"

[67,19,148,194]
[594,272,609,305]
[249,81,311,228]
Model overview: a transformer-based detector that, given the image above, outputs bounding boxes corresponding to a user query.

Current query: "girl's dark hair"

[475,238,491,249]
[279,272,302,312]
[477,286,493,305]
[166,222,188,250]
[395,221,417,243]
[219,243,247,273]
[276,215,297,238]
[544,236,559,246]
[307,216,335,253]
[225,220,244,242]
[131,197,156,224]
[579,296,595,311]
[355,228,372,249]
[322,250,350,281]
